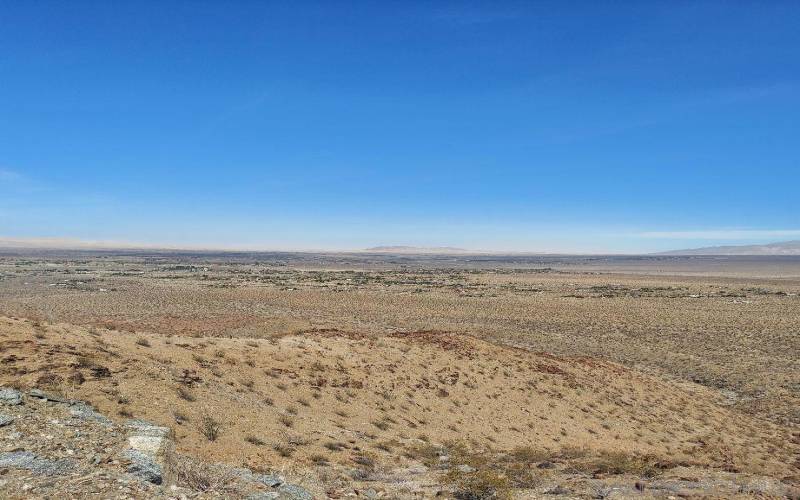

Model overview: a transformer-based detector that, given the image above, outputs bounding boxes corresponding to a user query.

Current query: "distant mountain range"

[657,240,800,256]
[363,246,475,254]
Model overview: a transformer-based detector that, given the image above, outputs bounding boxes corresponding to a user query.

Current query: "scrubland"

[0,251,798,497]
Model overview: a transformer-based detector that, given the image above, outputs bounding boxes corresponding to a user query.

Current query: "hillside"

[2,316,799,497]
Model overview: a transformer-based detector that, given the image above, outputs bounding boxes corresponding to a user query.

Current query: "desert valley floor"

[0,251,798,498]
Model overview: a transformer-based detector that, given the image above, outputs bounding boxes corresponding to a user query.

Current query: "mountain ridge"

[657,240,800,256]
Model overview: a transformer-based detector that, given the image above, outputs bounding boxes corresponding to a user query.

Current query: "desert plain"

[0,250,798,498]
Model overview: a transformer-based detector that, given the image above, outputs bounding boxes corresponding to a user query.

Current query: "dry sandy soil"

[0,250,798,497]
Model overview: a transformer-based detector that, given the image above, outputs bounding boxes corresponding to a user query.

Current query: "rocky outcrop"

[0,386,314,498]
[121,419,173,485]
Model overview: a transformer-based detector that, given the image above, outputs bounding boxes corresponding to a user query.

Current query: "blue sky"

[1,1,798,252]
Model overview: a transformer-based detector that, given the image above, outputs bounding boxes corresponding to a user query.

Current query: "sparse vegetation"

[0,253,797,497]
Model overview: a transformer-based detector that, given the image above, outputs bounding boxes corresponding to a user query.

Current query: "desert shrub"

[375,441,393,452]
[577,451,666,477]
[177,386,196,402]
[245,435,265,446]
[510,446,550,463]
[449,469,511,500]
[169,455,237,493]
[324,441,345,452]
[177,369,202,386]
[199,413,222,441]
[35,372,63,390]
[67,371,86,386]
[135,337,151,347]
[558,445,588,460]
[274,444,294,457]
[404,442,443,465]
[352,453,375,468]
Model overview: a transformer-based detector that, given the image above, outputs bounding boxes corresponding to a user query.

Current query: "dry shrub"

[576,451,669,477]
[35,372,63,390]
[403,442,443,465]
[274,444,294,457]
[324,441,345,452]
[176,386,196,402]
[67,370,86,386]
[510,446,550,463]
[449,469,511,500]
[169,455,238,493]
[199,413,223,441]
[245,435,265,446]
[445,441,543,495]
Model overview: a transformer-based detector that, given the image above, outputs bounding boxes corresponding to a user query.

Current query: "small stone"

[456,464,476,473]
[246,493,280,500]
[254,472,284,487]
[28,389,69,403]
[0,415,14,427]
[0,388,23,406]
[537,461,556,469]
[275,483,313,500]
[70,403,113,425]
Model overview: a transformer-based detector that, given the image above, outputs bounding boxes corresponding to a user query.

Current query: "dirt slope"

[1,315,797,488]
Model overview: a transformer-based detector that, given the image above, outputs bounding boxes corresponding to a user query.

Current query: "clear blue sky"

[1,1,798,252]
